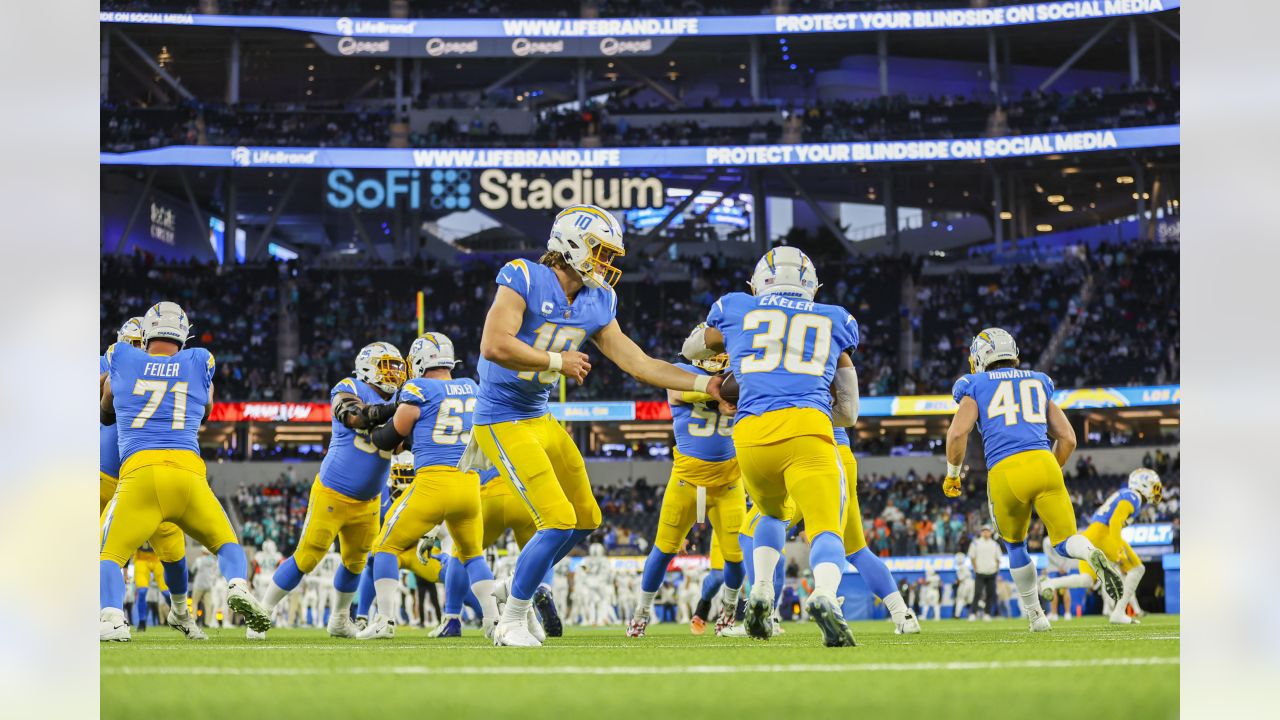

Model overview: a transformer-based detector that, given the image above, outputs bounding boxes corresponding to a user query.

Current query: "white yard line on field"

[103,656,1178,676]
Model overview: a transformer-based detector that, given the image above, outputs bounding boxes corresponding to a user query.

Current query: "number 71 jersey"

[706,291,859,419]
[105,342,214,463]
[952,369,1055,467]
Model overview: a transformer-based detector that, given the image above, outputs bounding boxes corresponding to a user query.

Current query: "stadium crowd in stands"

[101,86,1178,152]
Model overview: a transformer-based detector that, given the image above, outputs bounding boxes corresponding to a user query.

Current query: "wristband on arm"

[546,351,563,372]
[946,462,964,478]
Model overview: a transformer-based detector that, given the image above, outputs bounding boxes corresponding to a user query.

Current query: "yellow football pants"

[397,547,443,584]
[742,497,801,537]
[101,472,187,563]
[474,414,600,532]
[1078,522,1142,580]
[709,533,724,571]
[653,454,744,561]
[99,450,233,567]
[481,480,538,549]
[734,409,846,540]
[132,552,169,592]
[294,477,379,574]
[374,466,484,562]
[987,449,1079,546]
[837,445,869,555]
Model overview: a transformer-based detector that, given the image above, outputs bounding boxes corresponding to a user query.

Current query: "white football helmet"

[116,316,144,348]
[748,246,820,301]
[141,302,190,348]
[354,341,407,394]
[407,332,458,377]
[968,327,1019,373]
[1127,468,1163,504]
[687,323,728,374]
[547,204,625,288]
[389,451,415,498]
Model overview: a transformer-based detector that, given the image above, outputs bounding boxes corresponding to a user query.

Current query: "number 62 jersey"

[951,368,1055,467]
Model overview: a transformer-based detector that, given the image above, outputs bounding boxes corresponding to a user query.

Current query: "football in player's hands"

[718,372,739,403]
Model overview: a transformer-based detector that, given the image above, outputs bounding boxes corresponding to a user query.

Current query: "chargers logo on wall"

[231,146,251,167]
[336,17,354,35]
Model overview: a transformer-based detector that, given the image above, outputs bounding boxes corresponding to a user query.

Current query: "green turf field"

[102,615,1179,719]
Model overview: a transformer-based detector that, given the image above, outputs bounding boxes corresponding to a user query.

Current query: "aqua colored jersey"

[475,259,616,425]
[318,377,393,501]
[399,376,478,469]
[706,292,859,420]
[833,425,851,447]
[100,354,122,478]
[106,342,214,464]
[952,369,1055,468]
[1090,488,1142,526]
[479,467,500,486]
[670,362,734,462]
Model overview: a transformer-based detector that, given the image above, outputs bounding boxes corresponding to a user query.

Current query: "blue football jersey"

[100,354,123,478]
[1090,488,1142,526]
[379,477,393,522]
[479,467,501,486]
[706,292,859,419]
[670,363,735,462]
[400,376,478,469]
[475,260,616,425]
[106,342,214,463]
[318,377,393,501]
[952,369,1056,468]
[833,425,851,447]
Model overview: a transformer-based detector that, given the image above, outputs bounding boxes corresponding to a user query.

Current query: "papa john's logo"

[231,146,251,167]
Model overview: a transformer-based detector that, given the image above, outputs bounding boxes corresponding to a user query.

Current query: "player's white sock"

[1009,563,1042,615]
[1041,573,1092,591]
[502,596,531,624]
[471,578,499,623]
[170,593,189,618]
[638,590,657,612]
[335,590,357,614]
[812,562,841,596]
[722,584,740,611]
[1060,534,1098,562]
[752,546,781,593]
[882,591,910,623]
[1117,565,1145,613]
[262,581,290,611]
[375,578,399,621]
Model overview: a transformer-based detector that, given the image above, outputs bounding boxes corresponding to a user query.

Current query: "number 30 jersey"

[670,362,735,462]
[320,376,393,501]
[105,342,214,464]
[475,259,616,425]
[706,291,859,420]
[951,369,1055,467]
[399,376,478,469]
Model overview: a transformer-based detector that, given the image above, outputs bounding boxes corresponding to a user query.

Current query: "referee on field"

[967,526,1002,620]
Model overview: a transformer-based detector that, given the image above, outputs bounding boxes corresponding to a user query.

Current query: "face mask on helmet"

[1128,468,1163,504]
[549,205,626,288]
[356,343,407,393]
[693,352,729,375]
[389,455,415,498]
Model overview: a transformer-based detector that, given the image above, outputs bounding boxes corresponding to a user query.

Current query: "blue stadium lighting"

[779,38,786,44]
[782,54,790,61]
[931,221,939,228]
[789,64,797,70]
[946,224,954,231]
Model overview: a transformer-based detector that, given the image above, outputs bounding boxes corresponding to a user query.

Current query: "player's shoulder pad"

[399,379,433,405]
[952,375,976,404]
[332,377,359,397]
[1119,487,1141,506]
[1036,370,1056,395]
[497,258,536,297]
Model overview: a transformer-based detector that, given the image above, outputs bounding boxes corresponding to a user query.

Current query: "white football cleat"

[246,628,267,640]
[493,619,542,647]
[1028,609,1052,633]
[357,616,395,640]
[626,609,650,638]
[166,608,208,640]
[226,580,273,633]
[1087,548,1125,604]
[526,606,547,643]
[483,616,499,640]
[718,623,748,637]
[895,611,922,635]
[743,585,774,640]
[99,609,130,642]
[1109,610,1137,625]
[327,611,359,638]
[770,612,785,636]
[493,577,511,606]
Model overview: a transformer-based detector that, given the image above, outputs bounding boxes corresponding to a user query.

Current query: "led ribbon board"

[102,125,1179,169]
[101,1,1178,37]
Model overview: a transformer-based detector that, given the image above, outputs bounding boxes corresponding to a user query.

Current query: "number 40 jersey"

[106,342,214,464]
[952,369,1055,468]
